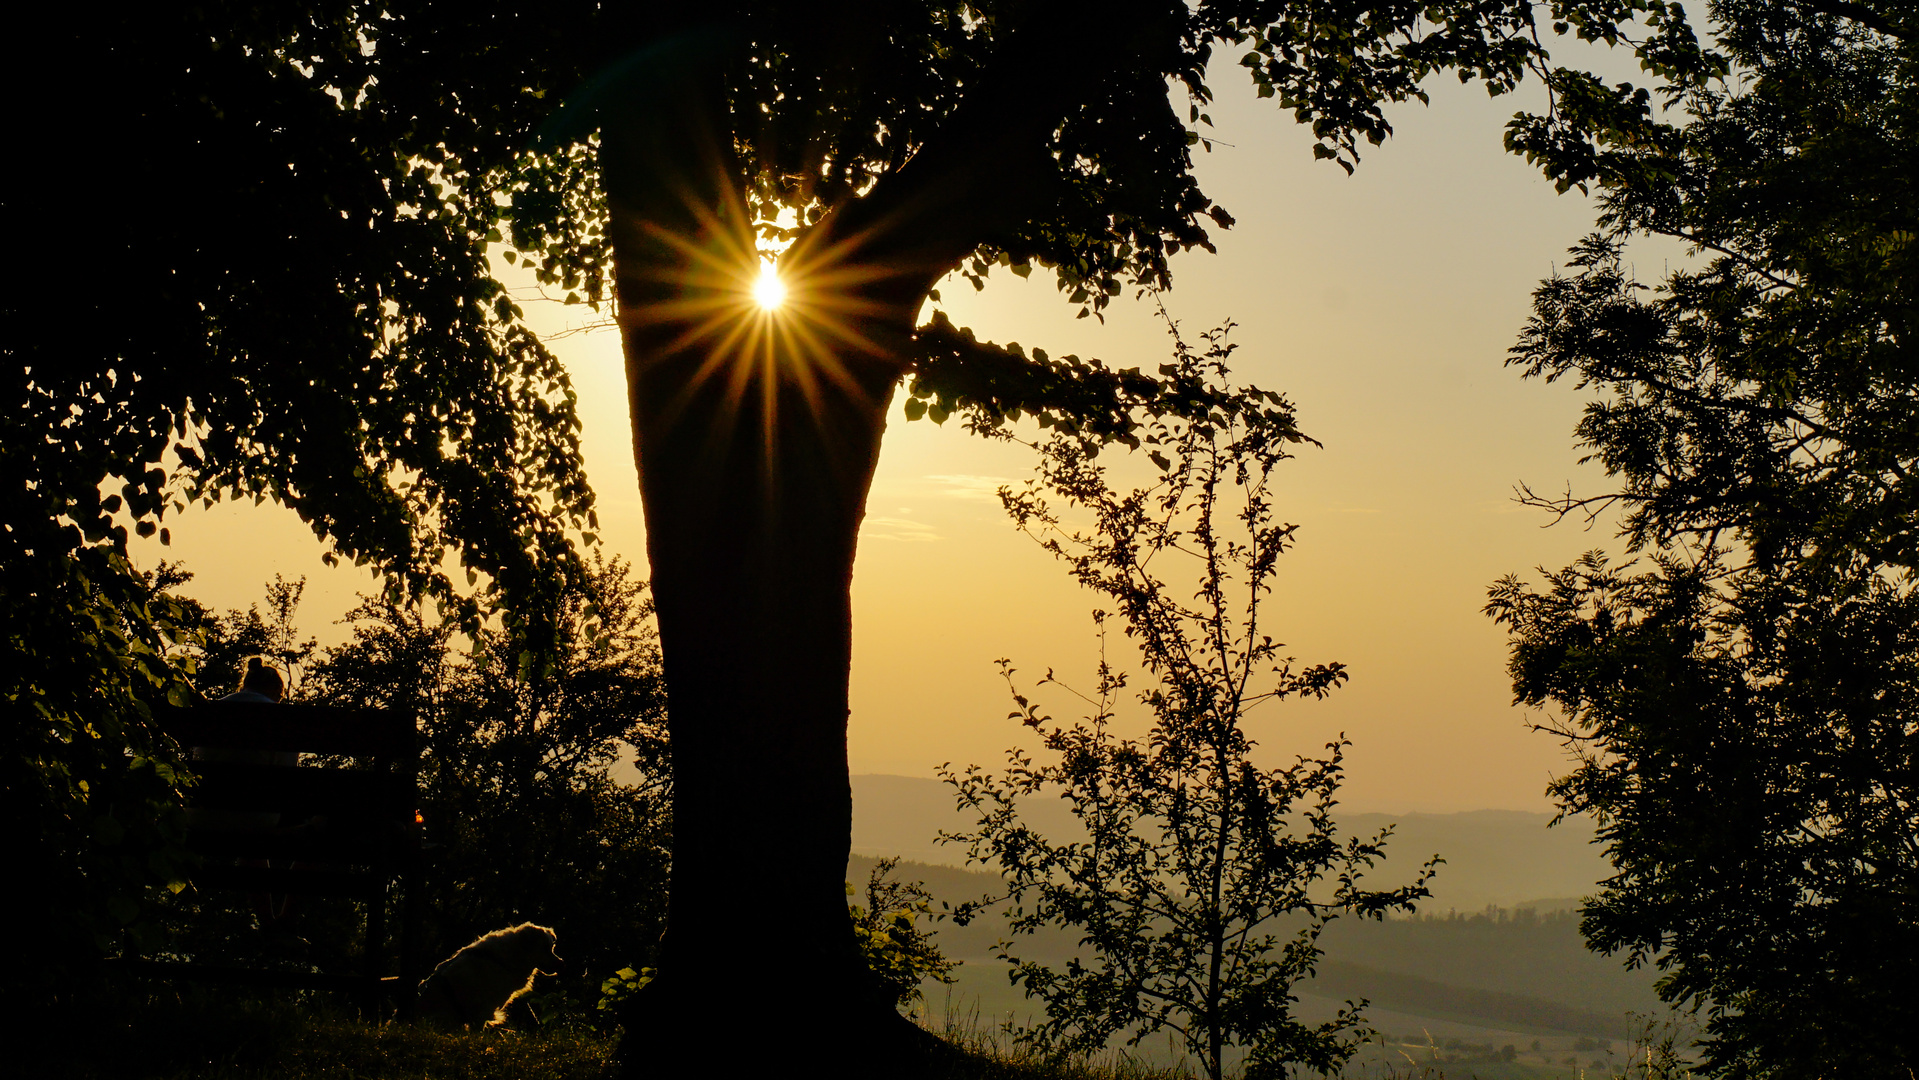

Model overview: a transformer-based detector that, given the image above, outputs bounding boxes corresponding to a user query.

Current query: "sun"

[751,259,786,311]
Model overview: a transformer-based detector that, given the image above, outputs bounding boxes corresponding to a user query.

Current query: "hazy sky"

[138,58,1670,814]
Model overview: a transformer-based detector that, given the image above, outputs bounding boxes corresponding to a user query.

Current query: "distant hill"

[849,774,1659,1039]
[1317,908,1659,1024]
[848,853,1661,1040]
[852,773,1610,911]
[1311,961,1635,1038]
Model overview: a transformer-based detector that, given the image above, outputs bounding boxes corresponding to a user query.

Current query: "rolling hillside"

[847,775,1662,1041]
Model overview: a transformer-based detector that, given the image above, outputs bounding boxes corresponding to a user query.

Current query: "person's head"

[238,656,285,701]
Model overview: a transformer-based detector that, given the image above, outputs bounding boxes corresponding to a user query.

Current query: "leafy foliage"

[524,1,1716,318]
[0,551,202,976]
[1487,553,1919,1078]
[1491,3,1919,1076]
[5,1,598,968]
[307,553,671,1002]
[594,964,655,1034]
[548,1,1632,309]
[943,328,1431,1080]
[12,2,597,627]
[148,555,671,1009]
[848,857,961,1010]
[1506,4,1915,573]
[904,309,1303,449]
[170,571,321,701]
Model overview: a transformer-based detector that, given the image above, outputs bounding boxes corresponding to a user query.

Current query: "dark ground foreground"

[16,980,1196,1080]
[19,977,1655,1079]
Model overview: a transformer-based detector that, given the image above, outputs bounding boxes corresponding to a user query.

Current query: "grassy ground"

[21,983,611,1080]
[20,979,1669,1080]
[20,979,1191,1080]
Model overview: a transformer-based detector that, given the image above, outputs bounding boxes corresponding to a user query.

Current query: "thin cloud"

[863,516,940,542]
[922,474,1016,502]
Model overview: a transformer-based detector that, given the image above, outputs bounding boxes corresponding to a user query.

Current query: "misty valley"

[845,776,1669,1078]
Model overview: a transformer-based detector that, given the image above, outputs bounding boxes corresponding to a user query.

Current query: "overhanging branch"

[1797,0,1908,39]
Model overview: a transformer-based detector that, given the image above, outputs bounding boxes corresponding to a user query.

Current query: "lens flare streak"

[616,179,906,474]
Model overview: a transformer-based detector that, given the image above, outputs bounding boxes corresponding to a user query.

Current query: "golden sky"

[140,71,1665,814]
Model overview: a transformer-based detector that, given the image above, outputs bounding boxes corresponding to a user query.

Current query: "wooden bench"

[130,701,421,1014]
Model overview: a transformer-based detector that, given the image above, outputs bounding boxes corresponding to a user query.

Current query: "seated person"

[187,656,296,822]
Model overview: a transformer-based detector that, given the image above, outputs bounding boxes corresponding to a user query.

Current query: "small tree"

[942,326,1433,1080]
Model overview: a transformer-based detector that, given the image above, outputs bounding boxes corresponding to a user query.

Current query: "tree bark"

[589,13,1133,1070]
[615,308,914,1069]
[597,70,943,1075]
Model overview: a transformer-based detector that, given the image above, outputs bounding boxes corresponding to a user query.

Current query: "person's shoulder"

[216,691,280,704]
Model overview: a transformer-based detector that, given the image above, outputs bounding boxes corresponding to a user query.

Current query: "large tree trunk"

[589,15,1092,1068]
[616,311,917,1069]
[597,74,942,1076]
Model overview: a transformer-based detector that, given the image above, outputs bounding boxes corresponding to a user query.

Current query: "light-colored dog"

[415,922,562,1029]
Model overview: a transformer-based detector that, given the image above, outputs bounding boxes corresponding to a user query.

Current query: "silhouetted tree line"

[1398,906,1577,929]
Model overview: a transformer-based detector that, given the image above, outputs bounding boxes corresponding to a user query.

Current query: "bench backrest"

[133,703,422,1009]
[163,702,418,874]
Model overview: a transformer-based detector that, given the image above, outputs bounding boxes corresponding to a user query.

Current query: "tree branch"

[1797,0,1908,39]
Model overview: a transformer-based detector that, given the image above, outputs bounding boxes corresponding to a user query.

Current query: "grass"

[20,982,611,1080]
[19,978,1686,1080]
[920,1008,1196,1080]
[22,978,1186,1080]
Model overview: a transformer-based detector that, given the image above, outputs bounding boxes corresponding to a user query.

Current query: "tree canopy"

[1506,0,1915,576]
[7,3,599,966]
[1490,1,1917,1074]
